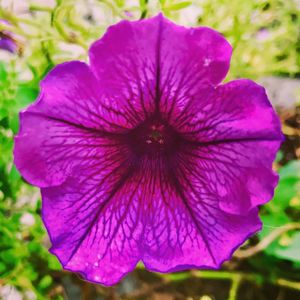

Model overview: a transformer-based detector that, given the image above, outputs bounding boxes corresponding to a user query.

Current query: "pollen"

[146,124,165,145]
[127,116,182,156]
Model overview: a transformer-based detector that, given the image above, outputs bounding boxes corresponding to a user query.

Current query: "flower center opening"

[127,117,182,156]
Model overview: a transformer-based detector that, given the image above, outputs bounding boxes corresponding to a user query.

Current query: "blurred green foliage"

[260,161,300,264]
[0,0,300,299]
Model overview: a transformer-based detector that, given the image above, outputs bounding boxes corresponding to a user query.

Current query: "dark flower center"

[127,117,182,157]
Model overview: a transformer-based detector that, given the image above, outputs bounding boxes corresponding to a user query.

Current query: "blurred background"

[0,0,299,299]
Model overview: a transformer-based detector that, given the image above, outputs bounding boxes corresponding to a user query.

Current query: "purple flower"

[0,33,17,53]
[0,20,18,53]
[14,14,283,285]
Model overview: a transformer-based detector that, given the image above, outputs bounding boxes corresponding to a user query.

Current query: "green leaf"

[9,165,21,182]
[9,85,39,133]
[48,255,62,271]
[272,177,300,209]
[273,232,300,263]
[165,1,192,11]
[264,160,300,212]
[260,214,300,264]
[275,150,283,162]
[0,262,6,274]
[0,249,18,265]
[115,0,125,7]
[279,160,300,179]
[38,275,53,290]
[260,214,290,239]
[15,85,39,109]
[0,62,8,81]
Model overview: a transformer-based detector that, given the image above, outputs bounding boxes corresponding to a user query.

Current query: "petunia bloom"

[0,20,18,53]
[14,14,283,285]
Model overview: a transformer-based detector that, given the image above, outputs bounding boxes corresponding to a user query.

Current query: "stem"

[140,0,148,19]
[229,275,242,300]
[235,223,300,259]
[29,4,53,12]
[194,270,238,280]
[194,271,300,292]
[277,278,300,291]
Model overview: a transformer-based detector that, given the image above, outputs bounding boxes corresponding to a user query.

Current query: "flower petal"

[89,16,160,118]
[158,18,232,118]
[41,164,145,285]
[174,79,283,214]
[89,14,231,118]
[175,79,283,142]
[0,36,17,53]
[143,200,261,271]
[181,141,280,214]
[41,153,261,283]
[139,154,261,270]
[13,61,131,187]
